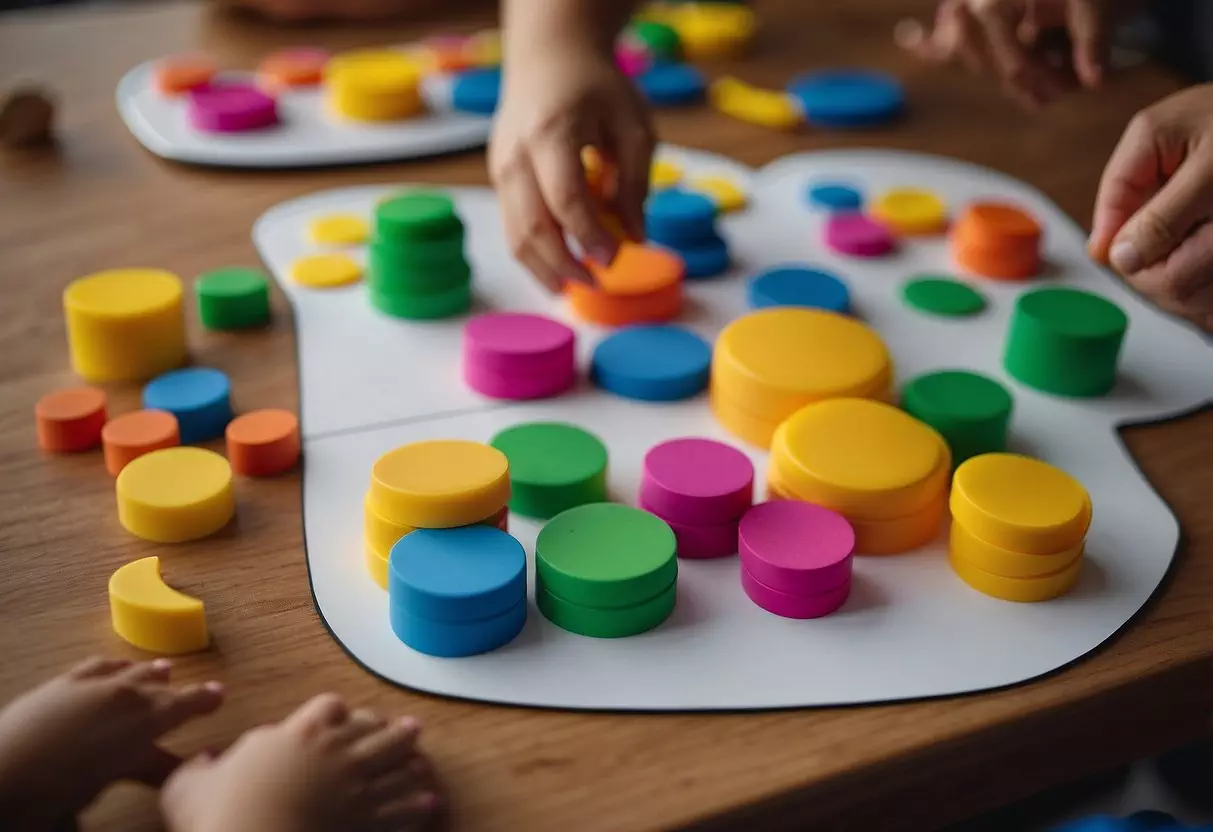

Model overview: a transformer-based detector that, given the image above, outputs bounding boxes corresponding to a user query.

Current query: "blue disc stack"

[590,325,712,401]
[645,189,730,279]
[787,70,905,128]
[388,526,527,658]
[747,265,851,313]
[805,182,864,212]
[636,63,707,106]
[451,67,501,115]
[141,367,233,444]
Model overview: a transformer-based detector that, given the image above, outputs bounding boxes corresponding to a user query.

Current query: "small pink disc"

[615,43,650,77]
[640,438,754,525]
[738,500,855,596]
[824,213,895,257]
[462,361,575,401]
[640,498,738,559]
[188,83,279,133]
[463,313,576,375]
[741,566,851,619]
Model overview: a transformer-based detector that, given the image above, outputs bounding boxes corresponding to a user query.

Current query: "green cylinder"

[195,267,270,330]
[626,20,682,62]
[369,280,471,320]
[374,190,463,241]
[490,423,608,520]
[901,370,1013,466]
[368,242,472,296]
[537,579,676,639]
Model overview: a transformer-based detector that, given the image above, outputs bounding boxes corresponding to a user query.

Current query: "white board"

[252,146,1213,711]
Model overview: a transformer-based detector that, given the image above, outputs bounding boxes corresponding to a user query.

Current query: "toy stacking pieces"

[35,387,107,453]
[639,438,754,558]
[142,367,233,444]
[870,187,948,236]
[644,190,730,279]
[109,557,208,654]
[952,201,1042,280]
[369,190,472,320]
[566,242,685,326]
[490,422,608,519]
[187,84,279,133]
[769,398,950,555]
[711,308,893,449]
[536,503,678,638]
[462,313,576,400]
[102,410,180,476]
[225,409,300,477]
[326,49,425,122]
[949,453,1091,601]
[116,447,236,543]
[900,370,1013,466]
[825,213,895,258]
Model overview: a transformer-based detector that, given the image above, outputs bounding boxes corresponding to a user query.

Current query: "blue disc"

[590,325,711,401]
[391,597,526,658]
[668,234,731,279]
[806,182,863,212]
[141,367,232,444]
[389,526,526,624]
[645,189,718,243]
[748,265,850,312]
[1125,813,1182,832]
[787,70,905,128]
[636,63,706,106]
[1052,819,1132,832]
[451,67,500,115]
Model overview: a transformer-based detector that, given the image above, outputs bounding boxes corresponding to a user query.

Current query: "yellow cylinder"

[116,447,235,543]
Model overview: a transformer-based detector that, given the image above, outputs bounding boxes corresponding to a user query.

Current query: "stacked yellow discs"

[949,453,1090,601]
[63,269,188,383]
[711,308,893,449]
[769,399,951,554]
[364,440,511,589]
[116,447,235,543]
[326,49,425,122]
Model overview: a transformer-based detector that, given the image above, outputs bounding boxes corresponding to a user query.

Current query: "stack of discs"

[900,370,1013,466]
[566,241,685,326]
[645,190,730,279]
[326,49,425,122]
[368,191,472,320]
[388,526,527,657]
[638,438,753,559]
[952,201,1042,280]
[490,422,608,519]
[710,308,892,449]
[63,269,188,383]
[738,500,855,618]
[364,440,510,589]
[462,313,576,400]
[949,453,1090,602]
[769,398,950,555]
[536,503,677,638]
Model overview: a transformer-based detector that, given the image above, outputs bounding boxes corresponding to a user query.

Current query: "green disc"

[627,19,681,61]
[490,423,608,519]
[368,243,472,295]
[535,503,677,609]
[370,231,466,266]
[375,191,462,241]
[901,276,987,317]
[369,280,472,320]
[901,370,1013,465]
[1003,287,1128,397]
[537,578,676,639]
[194,267,270,330]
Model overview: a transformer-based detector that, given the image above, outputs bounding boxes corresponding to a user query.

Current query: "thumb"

[1067,0,1107,88]
[1109,149,1213,275]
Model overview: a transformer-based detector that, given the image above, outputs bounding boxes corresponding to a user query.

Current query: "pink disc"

[463,313,576,375]
[615,43,650,77]
[824,213,895,257]
[640,438,754,525]
[462,361,575,401]
[640,498,738,559]
[188,83,279,133]
[738,500,855,596]
[741,566,851,619]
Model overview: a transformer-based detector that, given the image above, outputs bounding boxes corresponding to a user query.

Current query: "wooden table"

[1,2,1210,830]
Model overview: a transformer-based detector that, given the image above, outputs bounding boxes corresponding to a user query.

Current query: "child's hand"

[1089,84,1213,333]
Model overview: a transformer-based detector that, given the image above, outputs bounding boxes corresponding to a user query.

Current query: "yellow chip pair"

[709,77,802,131]
[369,440,510,529]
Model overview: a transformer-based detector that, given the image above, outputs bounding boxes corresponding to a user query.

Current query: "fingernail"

[397,716,421,732]
[1110,240,1142,274]
[203,681,225,695]
[152,658,173,671]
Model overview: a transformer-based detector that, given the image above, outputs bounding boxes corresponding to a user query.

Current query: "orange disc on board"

[952,201,1042,280]
[102,409,180,476]
[225,409,301,477]
[155,54,217,96]
[259,48,329,90]
[35,387,107,453]
[567,281,683,326]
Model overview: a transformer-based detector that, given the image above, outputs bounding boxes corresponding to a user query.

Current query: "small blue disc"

[645,189,718,243]
[451,67,501,115]
[787,70,905,128]
[591,325,711,401]
[667,235,731,279]
[806,182,863,212]
[389,526,526,624]
[391,598,526,658]
[748,265,850,312]
[141,367,232,444]
[636,63,706,106]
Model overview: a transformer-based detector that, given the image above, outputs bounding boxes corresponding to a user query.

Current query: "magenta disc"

[741,566,851,619]
[640,498,738,559]
[824,213,895,257]
[187,83,279,133]
[463,313,576,376]
[738,500,855,596]
[615,43,651,77]
[462,361,575,400]
[639,438,754,525]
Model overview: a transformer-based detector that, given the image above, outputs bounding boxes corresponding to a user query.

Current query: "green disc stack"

[626,19,682,62]
[900,370,1013,466]
[195,267,270,330]
[368,190,472,320]
[489,422,608,520]
[536,504,677,638]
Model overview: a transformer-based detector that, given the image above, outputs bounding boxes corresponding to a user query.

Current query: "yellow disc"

[650,158,683,191]
[290,253,362,288]
[64,268,183,320]
[675,5,756,59]
[326,49,423,96]
[950,548,1083,602]
[370,440,509,528]
[951,453,1091,554]
[949,520,1083,579]
[365,543,390,590]
[871,188,948,236]
[848,495,946,555]
[109,556,208,654]
[689,175,748,213]
[364,491,417,560]
[709,77,802,130]
[116,447,235,543]
[309,214,369,246]
[710,387,781,450]
[468,29,502,66]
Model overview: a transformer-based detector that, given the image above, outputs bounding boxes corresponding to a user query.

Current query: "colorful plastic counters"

[451,67,501,115]
[738,501,855,618]
[747,265,850,313]
[388,526,526,657]
[421,35,477,73]
[102,410,180,476]
[871,188,947,236]
[536,504,677,638]
[369,190,472,320]
[490,422,607,519]
[650,158,683,191]
[825,213,895,258]
[787,70,904,128]
[35,387,107,453]
[326,49,425,122]
[645,189,730,279]
[567,242,685,326]
[769,398,950,554]
[901,370,1013,466]
[624,19,682,62]
[688,175,747,213]
[653,2,757,60]
[226,409,300,477]
[615,41,651,77]
[711,308,892,449]
[195,267,270,331]
[901,276,987,318]
[949,453,1090,601]
[952,201,1042,280]
[154,54,216,96]
[116,447,235,543]
[590,325,711,401]
[187,83,278,133]
[142,367,233,444]
[709,77,802,130]
[806,182,863,212]
[258,47,329,91]
[462,313,576,400]
[308,214,369,246]
[63,268,188,383]
[636,63,706,106]
[109,557,208,654]
[639,438,754,559]
[290,253,362,288]
[1004,287,1128,397]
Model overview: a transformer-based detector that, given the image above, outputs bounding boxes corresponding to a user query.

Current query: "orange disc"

[952,201,1042,280]
[101,409,180,476]
[962,202,1041,244]
[258,47,328,90]
[585,242,684,295]
[35,387,107,453]
[154,54,217,95]
[225,409,301,477]
[567,281,683,326]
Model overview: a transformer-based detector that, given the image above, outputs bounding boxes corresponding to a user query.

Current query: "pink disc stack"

[462,312,577,400]
[824,213,895,258]
[187,83,279,133]
[638,438,755,559]
[615,43,651,77]
[738,501,856,619]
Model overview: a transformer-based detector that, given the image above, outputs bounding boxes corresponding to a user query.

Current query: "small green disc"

[901,370,1013,465]
[537,578,676,639]
[375,191,461,241]
[535,503,677,609]
[370,232,467,267]
[368,244,472,295]
[627,20,682,61]
[901,277,987,318]
[195,267,270,330]
[490,423,608,519]
[369,280,472,320]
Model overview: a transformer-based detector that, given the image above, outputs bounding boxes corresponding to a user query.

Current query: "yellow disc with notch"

[109,556,208,654]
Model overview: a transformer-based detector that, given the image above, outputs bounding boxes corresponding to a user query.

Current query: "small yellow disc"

[290,253,362,288]
[709,77,802,130]
[650,158,683,191]
[64,269,183,320]
[370,440,509,528]
[109,556,208,654]
[308,214,369,246]
[951,453,1091,554]
[871,188,948,236]
[950,548,1083,602]
[689,175,747,213]
[364,491,417,564]
[116,447,235,543]
[326,49,423,96]
[949,520,1083,579]
[675,5,757,59]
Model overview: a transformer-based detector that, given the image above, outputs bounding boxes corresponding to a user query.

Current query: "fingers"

[1123,221,1213,321]
[352,716,423,777]
[604,93,656,242]
[119,658,174,686]
[1089,111,1168,263]
[133,744,185,788]
[69,656,132,680]
[149,681,225,735]
[970,0,1060,107]
[328,708,388,747]
[1066,0,1107,87]
[371,790,443,830]
[530,132,619,266]
[285,692,350,735]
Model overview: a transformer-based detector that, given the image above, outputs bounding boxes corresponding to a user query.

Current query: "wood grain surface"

[0,2,1210,830]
